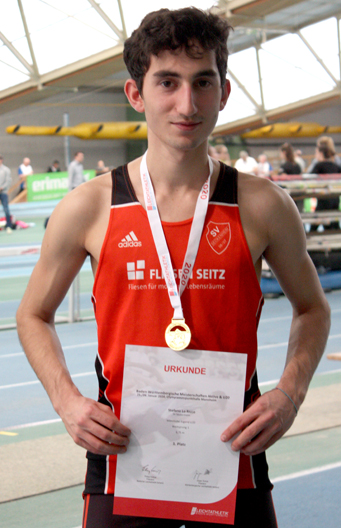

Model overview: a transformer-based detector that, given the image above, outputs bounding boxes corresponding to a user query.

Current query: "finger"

[238,421,282,456]
[220,404,262,443]
[95,402,131,436]
[78,399,131,437]
[75,411,130,447]
[72,429,129,456]
[240,430,284,457]
[230,410,276,451]
[85,420,131,447]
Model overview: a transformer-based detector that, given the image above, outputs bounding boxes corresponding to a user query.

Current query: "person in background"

[307,136,341,173]
[309,143,341,232]
[256,153,273,178]
[294,149,306,173]
[18,157,33,192]
[215,144,231,165]
[47,160,61,173]
[95,160,110,177]
[279,143,303,210]
[0,155,13,233]
[68,151,85,190]
[208,145,219,159]
[234,150,257,174]
[279,143,302,175]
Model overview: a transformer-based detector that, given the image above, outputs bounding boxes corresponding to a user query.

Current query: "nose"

[176,84,197,117]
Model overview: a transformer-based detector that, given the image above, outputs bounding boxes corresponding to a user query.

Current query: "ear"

[124,79,145,113]
[220,80,231,111]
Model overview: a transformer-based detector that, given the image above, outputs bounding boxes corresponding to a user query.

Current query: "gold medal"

[165,319,191,351]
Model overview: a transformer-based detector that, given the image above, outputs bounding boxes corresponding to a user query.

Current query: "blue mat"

[261,270,341,294]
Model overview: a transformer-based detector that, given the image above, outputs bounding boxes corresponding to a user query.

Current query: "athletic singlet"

[84,162,272,495]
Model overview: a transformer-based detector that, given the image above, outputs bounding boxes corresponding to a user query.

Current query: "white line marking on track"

[259,368,341,388]
[0,371,95,389]
[258,341,288,350]
[258,332,341,351]
[0,352,24,359]
[2,418,62,430]
[272,461,341,482]
[260,307,341,324]
[0,341,98,359]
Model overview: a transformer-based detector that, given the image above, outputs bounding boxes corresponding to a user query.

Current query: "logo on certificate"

[206,222,231,255]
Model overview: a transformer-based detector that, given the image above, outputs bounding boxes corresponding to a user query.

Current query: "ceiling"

[0,0,340,135]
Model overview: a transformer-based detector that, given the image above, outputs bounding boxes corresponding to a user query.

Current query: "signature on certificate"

[193,468,213,482]
[142,464,162,477]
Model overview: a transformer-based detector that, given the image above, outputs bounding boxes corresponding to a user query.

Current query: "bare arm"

[16,183,130,454]
[221,180,331,454]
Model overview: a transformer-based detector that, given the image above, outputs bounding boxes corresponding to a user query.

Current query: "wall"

[0,88,130,179]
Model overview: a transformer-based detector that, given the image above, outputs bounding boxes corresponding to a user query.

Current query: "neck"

[127,141,220,222]
[146,143,210,192]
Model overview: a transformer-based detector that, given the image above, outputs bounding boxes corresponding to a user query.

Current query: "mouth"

[171,121,202,131]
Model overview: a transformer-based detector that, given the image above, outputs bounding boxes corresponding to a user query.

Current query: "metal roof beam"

[0,31,34,76]
[117,0,127,40]
[297,29,340,87]
[337,16,341,83]
[17,0,40,83]
[255,45,266,116]
[86,0,125,42]
[227,68,266,118]
[213,88,341,136]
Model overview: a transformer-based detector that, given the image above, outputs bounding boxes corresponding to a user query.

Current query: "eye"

[160,80,174,88]
[197,79,211,88]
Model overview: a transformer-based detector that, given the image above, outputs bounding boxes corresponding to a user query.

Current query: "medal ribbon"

[140,151,213,321]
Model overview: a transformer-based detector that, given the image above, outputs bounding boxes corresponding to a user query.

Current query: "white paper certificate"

[114,345,247,524]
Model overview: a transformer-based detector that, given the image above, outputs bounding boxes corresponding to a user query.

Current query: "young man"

[0,155,13,233]
[16,7,330,528]
[18,156,33,192]
[68,151,85,190]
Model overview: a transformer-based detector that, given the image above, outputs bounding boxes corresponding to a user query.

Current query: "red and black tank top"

[84,162,272,495]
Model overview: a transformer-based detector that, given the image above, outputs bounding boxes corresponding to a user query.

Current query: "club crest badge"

[206,221,231,255]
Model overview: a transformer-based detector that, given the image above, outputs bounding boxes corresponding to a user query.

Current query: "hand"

[220,388,296,456]
[59,393,131,455]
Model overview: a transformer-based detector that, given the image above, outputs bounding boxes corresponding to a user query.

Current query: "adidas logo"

[118,231,142,248]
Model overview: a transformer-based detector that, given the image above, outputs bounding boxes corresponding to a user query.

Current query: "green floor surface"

[0,485,83,528]
[268,425,341,480]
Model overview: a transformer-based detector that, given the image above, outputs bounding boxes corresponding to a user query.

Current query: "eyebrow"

[152,69,218,79]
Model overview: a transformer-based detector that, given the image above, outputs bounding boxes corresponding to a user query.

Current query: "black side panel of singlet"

[210,163,238,205]
[111,165,139,206]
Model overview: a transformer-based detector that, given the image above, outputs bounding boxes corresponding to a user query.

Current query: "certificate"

[114,345,247,524]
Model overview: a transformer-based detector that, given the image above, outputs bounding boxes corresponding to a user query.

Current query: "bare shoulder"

[237,172,303,264]
[238,171,295,221]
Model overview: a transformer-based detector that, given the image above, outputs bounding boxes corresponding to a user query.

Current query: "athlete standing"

[17,7,330,528]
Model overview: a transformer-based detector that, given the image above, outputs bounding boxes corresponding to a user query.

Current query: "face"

[76,153,84,162]
[315,147,323,161]
[125,47,230,154]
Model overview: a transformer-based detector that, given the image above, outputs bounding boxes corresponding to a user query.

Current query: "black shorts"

[82,489,277,528]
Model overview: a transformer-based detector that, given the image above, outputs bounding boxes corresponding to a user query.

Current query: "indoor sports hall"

[1,1,341,527]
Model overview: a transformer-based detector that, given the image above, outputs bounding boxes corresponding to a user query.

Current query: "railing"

[0,245,94,330]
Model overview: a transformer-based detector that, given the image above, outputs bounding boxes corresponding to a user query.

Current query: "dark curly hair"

[123,7,232,94]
